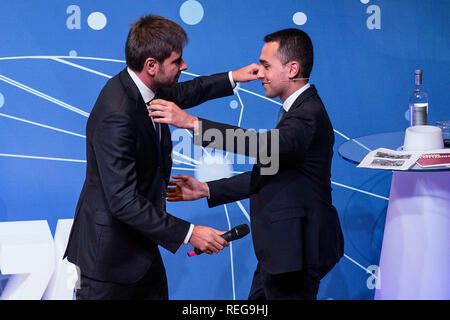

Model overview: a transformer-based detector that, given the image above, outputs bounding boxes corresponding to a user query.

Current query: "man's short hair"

[125,14,188,72]
[264,28,313,79]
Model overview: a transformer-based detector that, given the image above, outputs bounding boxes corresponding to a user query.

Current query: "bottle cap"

[415,69,423,85]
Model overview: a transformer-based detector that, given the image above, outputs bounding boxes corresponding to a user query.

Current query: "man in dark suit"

[150,28,344,299]
[64,14,258,300]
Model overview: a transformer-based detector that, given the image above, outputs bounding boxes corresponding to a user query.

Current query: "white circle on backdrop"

[180,0,204,25]
[87,12,107,30]
[69,50,77,57]
[230,100,239,109]
[0,93,4,108]
[292,12,307,26]
[360,0,370,4]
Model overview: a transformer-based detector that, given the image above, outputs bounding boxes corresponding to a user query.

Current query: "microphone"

[187,224,250,257]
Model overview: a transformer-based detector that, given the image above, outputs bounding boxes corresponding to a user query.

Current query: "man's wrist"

[183,223,195,245]
[202,182,210,199]
[229,70,236,88]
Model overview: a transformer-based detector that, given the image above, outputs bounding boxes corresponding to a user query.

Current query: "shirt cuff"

[228,71,236,88]
[193,118,200,136]
[183,223,195,245]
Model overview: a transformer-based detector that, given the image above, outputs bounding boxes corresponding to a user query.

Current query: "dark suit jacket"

[64,68,234,284]
[197,85,344,274]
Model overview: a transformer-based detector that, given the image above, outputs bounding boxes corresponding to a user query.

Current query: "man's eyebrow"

[259,59,268,64]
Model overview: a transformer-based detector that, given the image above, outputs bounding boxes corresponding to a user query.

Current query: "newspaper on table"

[357,148,422,170]
[358,147,450,170]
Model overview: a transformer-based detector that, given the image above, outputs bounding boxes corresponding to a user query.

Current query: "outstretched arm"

[148,63,260,128]
[156,63,259,109]
[167,172,252,208]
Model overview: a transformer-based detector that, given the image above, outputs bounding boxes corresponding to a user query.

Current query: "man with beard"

[64,14,258,300]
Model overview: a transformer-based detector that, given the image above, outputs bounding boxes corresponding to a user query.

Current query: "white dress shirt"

[282,83,311,112]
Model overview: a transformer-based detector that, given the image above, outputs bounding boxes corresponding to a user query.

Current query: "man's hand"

[189,225,229,255]
[167,174,209,202]
[148,99,198,130]
[232,63,260,83]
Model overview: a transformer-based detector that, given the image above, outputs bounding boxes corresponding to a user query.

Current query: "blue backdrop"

[0,0,449,299]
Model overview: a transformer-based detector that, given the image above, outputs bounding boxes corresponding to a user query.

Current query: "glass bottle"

[409,69,428,126]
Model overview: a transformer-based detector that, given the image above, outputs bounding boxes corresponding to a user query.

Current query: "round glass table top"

[338,131,450,172]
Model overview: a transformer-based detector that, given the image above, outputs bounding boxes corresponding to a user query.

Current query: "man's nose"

[180,59,188,71]
[256,65,264,79]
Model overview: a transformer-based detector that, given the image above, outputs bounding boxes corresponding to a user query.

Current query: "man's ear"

[143,57,159,76]
[288,61,301,79]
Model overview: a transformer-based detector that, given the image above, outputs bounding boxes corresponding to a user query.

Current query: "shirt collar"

[127,67,155,104]
[282,83,311,112]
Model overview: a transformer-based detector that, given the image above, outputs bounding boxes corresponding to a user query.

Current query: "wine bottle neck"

[415,73,422,86]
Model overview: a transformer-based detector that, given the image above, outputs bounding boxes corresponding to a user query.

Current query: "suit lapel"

[287,85,317,114]
[118,68,173,181]
[139,100,161,144]
[160,124,173,181]
[119,68,160,144]
[250,85,318,191]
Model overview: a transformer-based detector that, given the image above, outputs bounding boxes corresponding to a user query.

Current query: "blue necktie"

[277,106,286,125]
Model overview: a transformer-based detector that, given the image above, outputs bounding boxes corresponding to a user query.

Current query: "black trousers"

[75,261,168,300]
[248,263,334,300]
